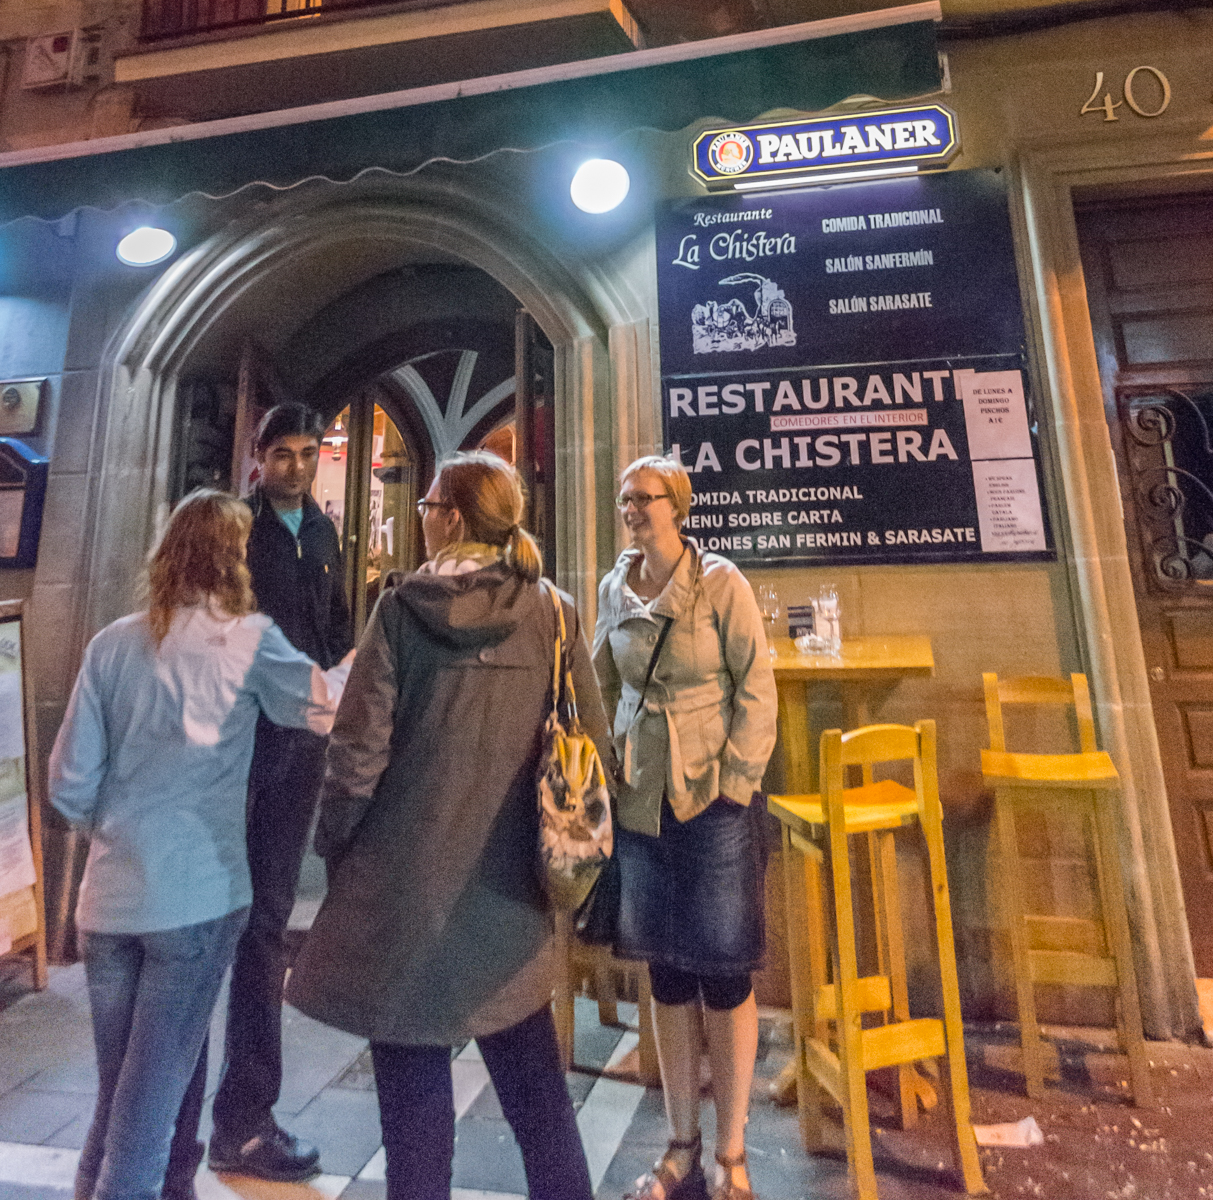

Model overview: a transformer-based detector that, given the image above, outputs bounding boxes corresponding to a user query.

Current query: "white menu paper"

[972,458,1047,552]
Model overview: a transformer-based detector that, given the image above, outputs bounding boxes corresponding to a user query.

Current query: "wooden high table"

[770,635,935,795]
[766,635,935,1113]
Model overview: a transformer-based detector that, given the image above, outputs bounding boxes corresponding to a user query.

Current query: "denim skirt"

[615,795,767,975]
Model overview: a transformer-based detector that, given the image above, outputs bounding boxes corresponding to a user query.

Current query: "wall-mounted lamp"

[570,159,630,214]
[116,227,177,266]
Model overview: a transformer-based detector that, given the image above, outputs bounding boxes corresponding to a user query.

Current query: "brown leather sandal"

[624,1132,705,1200]
[711,1150,755,1200]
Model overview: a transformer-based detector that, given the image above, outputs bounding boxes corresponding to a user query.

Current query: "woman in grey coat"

[593,456,777,1200]
[287,451,610,1200]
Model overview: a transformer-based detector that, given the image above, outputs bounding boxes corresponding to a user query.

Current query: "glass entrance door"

[314,394,421,638]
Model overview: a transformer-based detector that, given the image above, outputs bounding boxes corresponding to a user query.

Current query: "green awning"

[0,12,941,225]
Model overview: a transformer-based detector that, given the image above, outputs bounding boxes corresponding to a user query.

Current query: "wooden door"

[515,310,558,574]
[1076,193,1213,974]
[231,340,293,498]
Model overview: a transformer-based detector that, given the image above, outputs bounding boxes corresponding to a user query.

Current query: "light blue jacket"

[49,604,348,934]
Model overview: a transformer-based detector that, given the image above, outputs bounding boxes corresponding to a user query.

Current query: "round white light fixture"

[116,227,177,266]
[570,159,630,214]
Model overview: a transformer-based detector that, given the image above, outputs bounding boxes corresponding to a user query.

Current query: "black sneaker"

[208,1126,321,1183]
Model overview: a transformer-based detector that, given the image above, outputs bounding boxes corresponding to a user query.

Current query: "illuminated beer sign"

[692,104,958,188]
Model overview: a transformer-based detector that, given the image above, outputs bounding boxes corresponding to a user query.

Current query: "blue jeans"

[75,908,248,1200]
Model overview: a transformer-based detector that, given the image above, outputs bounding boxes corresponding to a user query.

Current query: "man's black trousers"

[212,716,328,1141]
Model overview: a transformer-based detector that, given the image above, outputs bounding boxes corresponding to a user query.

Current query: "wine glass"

[757,584,781,659]
[817,585,840,656]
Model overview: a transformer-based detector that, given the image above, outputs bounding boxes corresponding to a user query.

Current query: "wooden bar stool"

[769,722,986,1200]
[981,673,1153,1107]
[553,917,661,1086]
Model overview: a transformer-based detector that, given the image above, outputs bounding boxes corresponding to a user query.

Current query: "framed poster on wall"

[656,167,1053,567]
[0,599,47,987]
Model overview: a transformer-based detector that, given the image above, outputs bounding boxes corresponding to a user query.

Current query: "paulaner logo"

[692,104,959,187]
[706,132,754,176]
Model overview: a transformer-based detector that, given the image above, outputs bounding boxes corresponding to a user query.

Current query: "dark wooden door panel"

[1076,192,1213,975]
[1109,233,1213,289]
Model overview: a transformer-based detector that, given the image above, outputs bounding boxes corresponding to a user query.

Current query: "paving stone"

[6,964,1212,1200]
[337,1180,384,1200]
[274,1004,367,1116]
[286,1085,383,1179]
[566,1069,598,1109]
[0,1091,93,1146]
[38,1112,89,1151]
[463,1080,505,1121]
[331,1047,376,1092]
[573,997,626,1072]
[452,1117,528,1195]
[595,1087,668,1199]
[17,1055,97,1095]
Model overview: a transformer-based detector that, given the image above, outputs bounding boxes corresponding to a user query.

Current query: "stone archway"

[42,177,661,952]
[78,181,641,656]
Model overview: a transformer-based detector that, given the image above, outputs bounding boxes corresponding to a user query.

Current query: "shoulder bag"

[537,581,614,911]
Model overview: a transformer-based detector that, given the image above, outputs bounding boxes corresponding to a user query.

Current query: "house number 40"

[1082,67,1171,120]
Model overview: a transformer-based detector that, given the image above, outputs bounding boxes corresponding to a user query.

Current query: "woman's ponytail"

[506,523,543,583]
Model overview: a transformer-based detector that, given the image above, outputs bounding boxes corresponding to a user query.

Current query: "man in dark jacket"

[173,404,353,1187]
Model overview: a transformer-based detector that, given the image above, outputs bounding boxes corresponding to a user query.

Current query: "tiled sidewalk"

[5,963,1213,1199]
[0,965,853,1200]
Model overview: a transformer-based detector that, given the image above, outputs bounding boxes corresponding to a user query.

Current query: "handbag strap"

[542,579,580,724]
[638,614,674,707]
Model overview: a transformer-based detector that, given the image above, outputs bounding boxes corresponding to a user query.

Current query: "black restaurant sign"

[656,167,1053,566]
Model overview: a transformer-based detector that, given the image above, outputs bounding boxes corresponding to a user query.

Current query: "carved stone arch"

[80,183,626,647]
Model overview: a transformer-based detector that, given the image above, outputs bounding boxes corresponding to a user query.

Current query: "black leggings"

[371,1006,592,1200]
[648,963,753,1011]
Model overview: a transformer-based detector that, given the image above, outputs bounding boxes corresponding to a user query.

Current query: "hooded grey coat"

[286,563,611,1045]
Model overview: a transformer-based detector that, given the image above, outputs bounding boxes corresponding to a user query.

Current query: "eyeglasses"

[615,491,671,511]
[416,499,454,516]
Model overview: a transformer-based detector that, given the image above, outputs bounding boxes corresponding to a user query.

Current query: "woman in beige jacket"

[593,456,777,1200]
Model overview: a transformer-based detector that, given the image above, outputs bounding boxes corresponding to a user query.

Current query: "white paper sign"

[973,458,1047,552]
[0,619,34,898]
[0,793,35,896]
[958,369,1032,461]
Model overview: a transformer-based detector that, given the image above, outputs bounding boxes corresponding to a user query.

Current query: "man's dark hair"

[255,403,326,453]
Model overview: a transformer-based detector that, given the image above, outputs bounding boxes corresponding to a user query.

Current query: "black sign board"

[656,168,1053,566]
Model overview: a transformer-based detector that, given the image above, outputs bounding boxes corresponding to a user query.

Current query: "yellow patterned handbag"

[537,581,613,910]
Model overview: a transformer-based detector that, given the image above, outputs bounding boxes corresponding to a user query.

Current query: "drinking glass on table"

[816,585,841,657]
[756,584,781,659]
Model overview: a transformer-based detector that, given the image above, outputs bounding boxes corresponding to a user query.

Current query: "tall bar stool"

[769,721,985,1200]
[553,918,661,1086]
[981,673,1153,1107]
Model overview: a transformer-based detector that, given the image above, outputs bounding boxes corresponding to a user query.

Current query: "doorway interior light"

[733,164,920,190]
[116,226,177,266]
[570,159,630,213]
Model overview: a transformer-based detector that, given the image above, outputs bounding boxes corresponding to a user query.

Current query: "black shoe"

[208,1126,321,1183]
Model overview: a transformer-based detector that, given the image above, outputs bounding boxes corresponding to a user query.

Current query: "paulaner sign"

[692,104,958,188]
